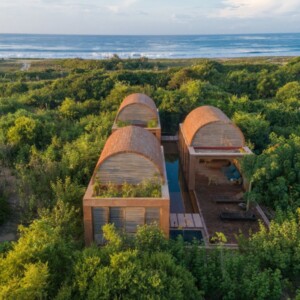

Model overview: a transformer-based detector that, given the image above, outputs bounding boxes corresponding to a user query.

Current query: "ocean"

[0,33,300,59]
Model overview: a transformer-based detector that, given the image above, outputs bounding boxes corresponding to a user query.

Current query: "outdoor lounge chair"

[220,211,257,221]
[222,164,236,178]
[214,195,241,203]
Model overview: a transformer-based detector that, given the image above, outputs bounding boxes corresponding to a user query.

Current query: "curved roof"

[116,93,158,119]
[182,105,245,146]
[95,126,164,180]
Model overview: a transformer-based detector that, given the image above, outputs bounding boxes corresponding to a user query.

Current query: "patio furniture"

[238,202,247,210]
[220,211,257,221]
[214,195,241,203]
[208,175,219,185]
[223,164,236,178]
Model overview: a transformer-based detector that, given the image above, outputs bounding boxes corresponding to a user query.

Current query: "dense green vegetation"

[0,56,300,299]
[0,192,10,225]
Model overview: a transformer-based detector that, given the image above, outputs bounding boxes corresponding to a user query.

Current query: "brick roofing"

[95,126,164,180]
[116,93,158,119]
[182,105,244,146]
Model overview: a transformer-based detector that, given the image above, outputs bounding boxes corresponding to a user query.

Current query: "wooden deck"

[170,213,203,229]
[161,135,179,142]
[194,174,264,244]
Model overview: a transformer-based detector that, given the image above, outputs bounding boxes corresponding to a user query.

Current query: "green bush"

[147,119,158,128]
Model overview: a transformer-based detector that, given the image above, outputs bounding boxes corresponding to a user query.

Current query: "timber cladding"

[94,126,165,183]
[192,122,244,147]
[92,206,162,244]
[117,103,157,125]
[117,93,158,118]
[178,106,249,190]
[96,152,161,185]
[112,93,161,141]
[84,197,170,246]
[182,105,245,147]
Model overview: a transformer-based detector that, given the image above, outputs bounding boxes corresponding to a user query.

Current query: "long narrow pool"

[163,141,194,214]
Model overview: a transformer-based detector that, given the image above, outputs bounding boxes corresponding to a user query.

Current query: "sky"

[0,0,300,35]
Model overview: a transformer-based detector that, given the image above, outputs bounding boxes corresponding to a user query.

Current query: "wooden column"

[83,205,93,246]
[188,155,196,190]
[160,202,170,238]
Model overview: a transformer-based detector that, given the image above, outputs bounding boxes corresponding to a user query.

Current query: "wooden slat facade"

[192,122,244,148]
[92,207,162,242]
[125,207,144,233]
[92,207,108,244]
[110,207,124,230]
[97,152,159,185]
[178,106,250,191]
[117,103,157,125]
[145,207,160,225]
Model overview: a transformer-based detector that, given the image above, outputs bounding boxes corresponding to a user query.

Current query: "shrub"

[93,178,162,198]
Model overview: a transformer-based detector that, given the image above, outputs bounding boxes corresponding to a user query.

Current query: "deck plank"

[170,214,178,227]
[177,214,186,227]
[192,214,203,228]
[184,214,194,228]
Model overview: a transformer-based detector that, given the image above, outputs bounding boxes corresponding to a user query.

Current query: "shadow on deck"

[195,173,263,245]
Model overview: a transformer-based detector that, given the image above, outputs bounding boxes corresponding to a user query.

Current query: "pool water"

[163,142,194,213]
[170,230,204,243]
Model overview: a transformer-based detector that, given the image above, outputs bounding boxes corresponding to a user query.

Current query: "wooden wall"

[92,206,161,244]
[83,196,169,246]
[179,127,191,188]
[117,104,157,125]
[96,153,161,184]
[192,122,244,147]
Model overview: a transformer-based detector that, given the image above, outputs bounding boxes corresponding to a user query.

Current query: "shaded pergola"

[179,106,252,190]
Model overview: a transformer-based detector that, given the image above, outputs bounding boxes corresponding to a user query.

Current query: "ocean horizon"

[1,33,300,59]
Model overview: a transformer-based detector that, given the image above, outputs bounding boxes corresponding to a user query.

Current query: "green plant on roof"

[93,178,161,198]
[116,120,131,127]
[147,119,158,128]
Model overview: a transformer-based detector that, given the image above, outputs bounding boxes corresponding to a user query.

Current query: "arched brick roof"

[116,93,158,121]
[95,126,164,182]
[182,106,245,147]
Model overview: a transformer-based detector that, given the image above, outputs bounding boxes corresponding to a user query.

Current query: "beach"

[1,33,300,60]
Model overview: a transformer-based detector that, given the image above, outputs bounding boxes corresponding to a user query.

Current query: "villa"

[83,97,268,246]
[83,94,169,246]
[179,105,252,190]
[112,93,161,140]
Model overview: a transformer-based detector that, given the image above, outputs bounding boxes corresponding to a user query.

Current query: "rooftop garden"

[116,118,158,128]
[93,178,162,198]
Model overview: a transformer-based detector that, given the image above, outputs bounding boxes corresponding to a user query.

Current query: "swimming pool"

[170,229,204,243]
[163,141,194,214]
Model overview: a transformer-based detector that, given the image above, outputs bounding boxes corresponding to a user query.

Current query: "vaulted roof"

[116,93,158,119]
[181,105,245,146]
[95,126,164,180]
